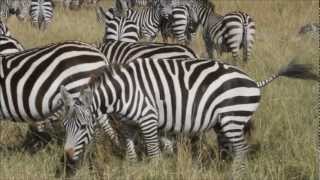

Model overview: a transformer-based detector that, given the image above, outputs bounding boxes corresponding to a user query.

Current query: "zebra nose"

[65,148,75,159]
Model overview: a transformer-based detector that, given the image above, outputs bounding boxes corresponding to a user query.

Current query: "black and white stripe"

[99,7,140,42]
[171,4,198,45]
[0,36,24,54]
[62,58,317,178]
[0,41,107,122]
[30,0,54,30]
[125,2,164,41]
[98,40,197,64]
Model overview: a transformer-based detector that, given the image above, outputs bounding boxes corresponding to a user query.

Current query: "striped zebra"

[0,20,10,36]
[0,36,24,54]
[61,58,317,178]
[0,41,108,169]
[98,7,140,42]
[124,1,166,41]
[171,4,199,46]
[191,1,256,62]
[98,40,197,63]
[30,0,54,30]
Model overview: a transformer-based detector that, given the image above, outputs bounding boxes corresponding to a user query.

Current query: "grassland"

[0,0,318,180]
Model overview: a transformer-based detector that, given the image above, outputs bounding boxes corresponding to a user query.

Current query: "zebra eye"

[80,124,87,130]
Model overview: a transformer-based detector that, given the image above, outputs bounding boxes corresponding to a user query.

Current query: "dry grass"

[0,0,318,180]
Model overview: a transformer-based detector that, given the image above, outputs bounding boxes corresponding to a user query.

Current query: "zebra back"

[98,40,197,64]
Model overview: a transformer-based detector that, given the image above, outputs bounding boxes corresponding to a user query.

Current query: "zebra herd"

[0,0,100,30]
[0,0,318,179]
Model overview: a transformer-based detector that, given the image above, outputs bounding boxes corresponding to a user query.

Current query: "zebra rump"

[30,0,54,30]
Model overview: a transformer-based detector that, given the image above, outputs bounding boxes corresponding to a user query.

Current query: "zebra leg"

[219,120,249,179]
[204,38,214,59]
[121,124,138,162]
[139,117,161,158]
[98,114,121,148]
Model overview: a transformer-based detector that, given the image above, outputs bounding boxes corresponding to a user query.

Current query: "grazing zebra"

[61,58,317,178]
[298,23,319,40]
[0,20,10,36]
[0,41,108,176]
[0,36,24,54]
[98,7,140,42]
[30,0,54,30]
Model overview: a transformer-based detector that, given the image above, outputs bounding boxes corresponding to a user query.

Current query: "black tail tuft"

[278,61,318,81]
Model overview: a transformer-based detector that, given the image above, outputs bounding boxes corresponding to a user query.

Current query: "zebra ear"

[60,86,73,107]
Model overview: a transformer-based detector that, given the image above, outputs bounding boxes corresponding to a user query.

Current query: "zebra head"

[60,86,95,170]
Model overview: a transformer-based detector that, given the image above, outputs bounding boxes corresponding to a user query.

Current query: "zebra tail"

[256,61,318,88]
[243,22,248,62]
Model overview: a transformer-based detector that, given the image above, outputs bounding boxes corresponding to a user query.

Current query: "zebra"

[191,1,256,62]
[0,36,24,54]
[298,23,319,40]
[0,20,10,36]
[61,58,317,178]
[171,4,199,45]
[0,41,108,175]
[97,7,140,42]
[123,1,167,41]
[30,0,54,30]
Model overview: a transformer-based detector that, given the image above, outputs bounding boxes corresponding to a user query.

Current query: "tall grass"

[0,1,318,179]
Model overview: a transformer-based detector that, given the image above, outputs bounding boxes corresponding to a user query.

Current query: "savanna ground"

[0,0,318,179]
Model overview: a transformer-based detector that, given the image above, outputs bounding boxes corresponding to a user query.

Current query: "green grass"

[0,0,318,179]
